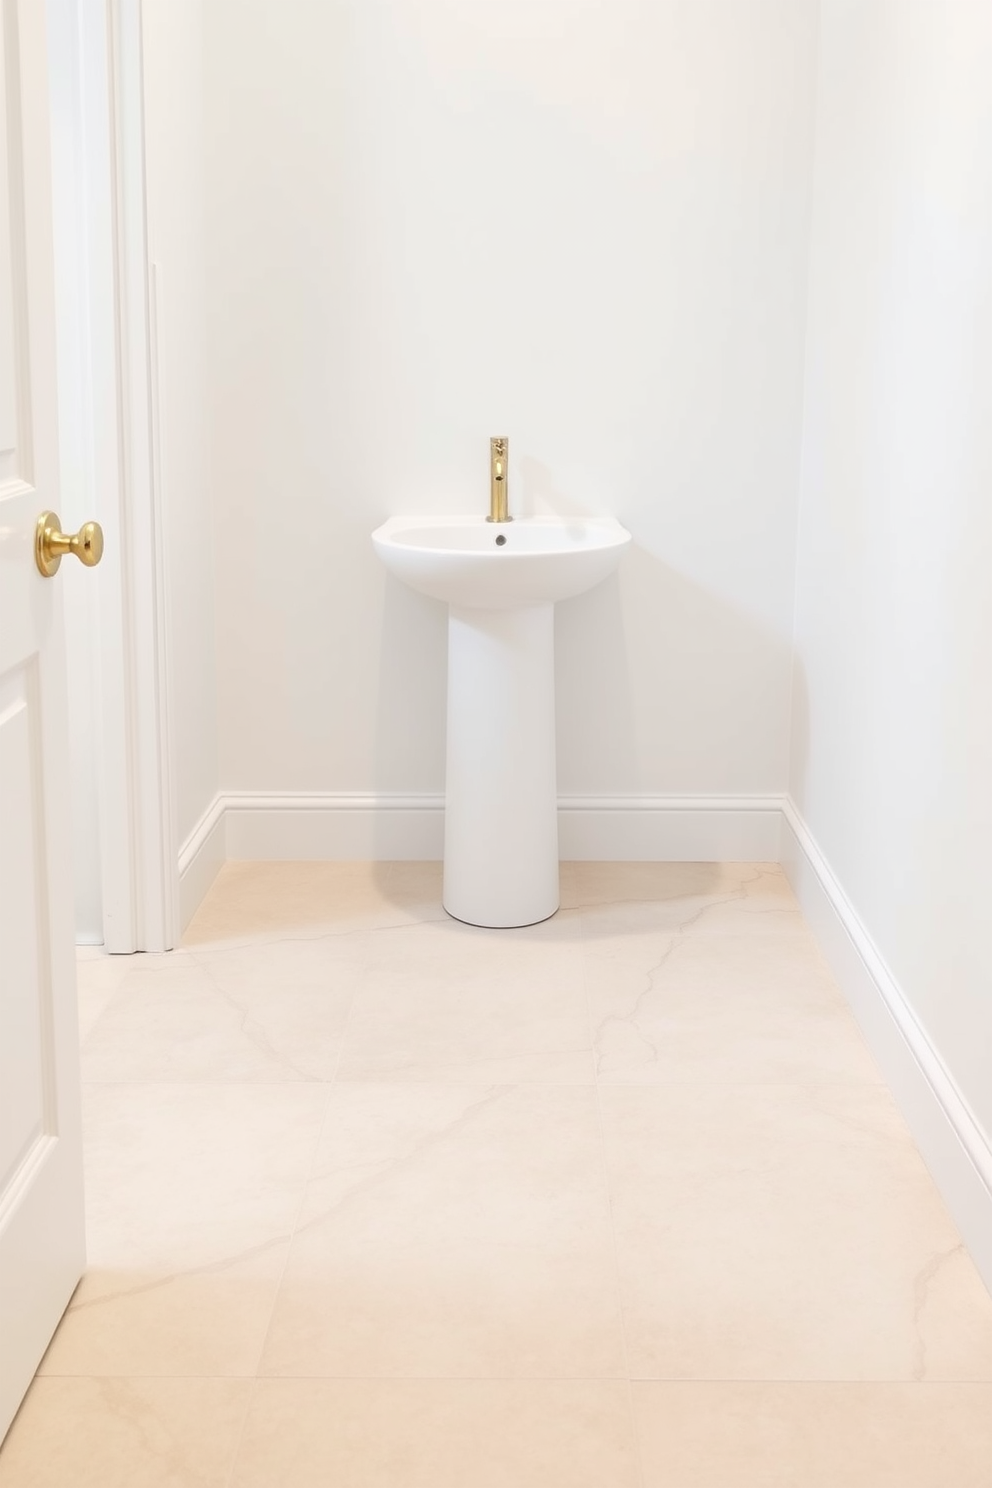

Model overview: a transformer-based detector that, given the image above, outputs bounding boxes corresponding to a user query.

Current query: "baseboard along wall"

[177,788,992,1295]
[779,799,992,1297]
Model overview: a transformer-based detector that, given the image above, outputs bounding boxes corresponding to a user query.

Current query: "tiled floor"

[2,861,991,1485]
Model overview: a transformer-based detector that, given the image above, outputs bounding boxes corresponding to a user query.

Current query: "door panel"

[0,0,85,1442]
[1,0,31,487]
[0,664,52,1200]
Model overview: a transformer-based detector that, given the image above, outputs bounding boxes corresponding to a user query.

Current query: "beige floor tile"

[76,949,175,1042]
[577,865,806,941]
[39,1249,289,1379]
[563,860,797,919]
[600,1084,992,1380]
[379,860,444,909]
[260,1084,626,1378]
[231,1379,640,1488]
[40,1084,326,1376]
[0,1377,250,1488]
[27,862,991,1488]
[336,917,595,1084]
[561,860,748,908]
[187,936,366,1080]
[631,1381,992,1488]
[183,861,446,948]
[81,956,348,1082]
[588,930,880,1085]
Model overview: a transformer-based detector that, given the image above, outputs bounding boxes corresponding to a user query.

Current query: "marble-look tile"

[260,1084,626,1378]
[75,949,184,1043]
[336,917,594,1084]
[378,860,444,912]
[24,861,988,1488]
[186,936,366,1081]
[81,956,348,1082]
[40,1084,327,1376]
[40,1248,290,1379]
[631,1381,992,1488]
[0,1377,250,1487]
[182,861,446,949]
[600,1084,992,1380]
[575,862,806,939]
[588,930,880,1085]
[76,950,131,1042]
[76,1083,326,1265]
[231,1379,640,1488]
[561,860,745,908]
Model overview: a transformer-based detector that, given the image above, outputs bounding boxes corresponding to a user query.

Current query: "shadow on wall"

[372,572,448,869]
[556,541,794,797]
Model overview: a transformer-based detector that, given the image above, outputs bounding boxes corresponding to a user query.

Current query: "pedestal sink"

[372,514,631,927]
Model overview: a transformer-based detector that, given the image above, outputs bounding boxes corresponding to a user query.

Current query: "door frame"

[53,0,176,952]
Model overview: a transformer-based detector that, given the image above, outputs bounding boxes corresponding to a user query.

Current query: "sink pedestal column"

[443,602,559,928]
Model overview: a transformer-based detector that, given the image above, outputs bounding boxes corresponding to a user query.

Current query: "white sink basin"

[372,509,631,928]
[372,514,631,609]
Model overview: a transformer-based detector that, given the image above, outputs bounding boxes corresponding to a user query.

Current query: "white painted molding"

[181,790,782,864]
[176,791,784,927]
[101,0,178,951]
[177,793,225,933]
[781,797,992,1294]
[558,793,783,861]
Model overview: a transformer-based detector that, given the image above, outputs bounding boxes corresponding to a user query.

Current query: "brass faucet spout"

[487,436,511,523]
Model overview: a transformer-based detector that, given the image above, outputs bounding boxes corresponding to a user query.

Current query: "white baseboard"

[181,790,783,875]
[222,793,446,862]
[558,795,782,860]
[176,790,781,924]
[781,797,992,1295]
[177,795,226,932]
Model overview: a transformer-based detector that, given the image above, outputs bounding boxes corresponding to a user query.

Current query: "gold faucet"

[487,436,510,523]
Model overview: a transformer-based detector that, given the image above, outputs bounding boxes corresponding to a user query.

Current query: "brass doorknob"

[35,511,104,578]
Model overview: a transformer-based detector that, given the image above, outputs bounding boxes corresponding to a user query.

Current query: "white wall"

[792,1,992,1140]
[202,0,819,806]
[142,0,219,850]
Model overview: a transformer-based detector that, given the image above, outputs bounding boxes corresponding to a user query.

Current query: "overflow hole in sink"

[495,534,507,546]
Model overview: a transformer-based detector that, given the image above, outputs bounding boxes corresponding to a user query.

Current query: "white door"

[0,0,86,1440]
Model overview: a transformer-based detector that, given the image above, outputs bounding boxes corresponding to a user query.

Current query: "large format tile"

[14,860,991,1487]
[260,1084,626,1378]
[631,1381,992,1488]
[39,1249,290,1380]
[187,935,367,1081]
[336,917,594,1084]
[75,947,138,1041]
[41,1084,327,1377]
[0,1377,250,1488]
[587,930,880,1085]
[183,861,445,949]
[600,1083,992,1380]
[81,958,349,1083]
[231,1379,640,1488]
[565,861,801,935]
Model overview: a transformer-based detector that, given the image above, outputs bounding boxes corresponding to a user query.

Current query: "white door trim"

[64,0,176,953]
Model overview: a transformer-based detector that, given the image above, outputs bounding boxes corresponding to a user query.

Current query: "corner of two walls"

[188,0,820,888]
[141,0,224,930]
